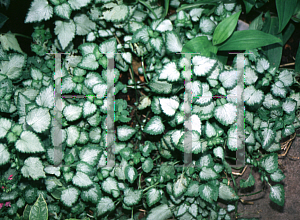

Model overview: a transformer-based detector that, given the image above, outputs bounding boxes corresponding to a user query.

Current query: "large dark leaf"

[217,30,282,51]
[276,0,298,33]
[213,10,241,45]
[181,36,218,58]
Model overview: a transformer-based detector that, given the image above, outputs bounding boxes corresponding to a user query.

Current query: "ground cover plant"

[0,0,300,219]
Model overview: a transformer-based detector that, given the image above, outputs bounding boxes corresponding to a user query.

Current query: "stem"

[239,189,264,197]
[142,182,159,192]
[138,0,158,19]
[11,33,32,40]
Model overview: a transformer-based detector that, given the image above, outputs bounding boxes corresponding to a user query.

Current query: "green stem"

[10,33,32,40]
[142,182,159,192]
[138,0,158,19]
[239,189,264,197]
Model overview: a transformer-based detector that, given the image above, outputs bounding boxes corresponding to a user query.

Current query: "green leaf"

[240,173,255,188]
[276,0,297,33]
[123,188,142,206]
[96,196,115,217]
[0,32,24,54]
[146,188,161,207]
[243,0,255,14]
[29,194,48,220]
[54,20,76,50]
[260,153,278,174]
[199,182,218,203]
[25,0,53,23]
[182,36,218,57]
[0,143,10,166]
[72,171,93,188]
[213,10,241,45]
[16,131,45,153]
[218,30,282,51]
[218,182,239,201]
[0,13,8,29]
[102,177,120,198]
[249,12,263,30]
[269,184,285,206]
[144,116,165,135]
[142,158,154,173]
[117,125,136,141]
[26,107,51,133]
[0,117,11,139]
[295,42,300,73]
[270,169,285,182]
[21,157,46,180]
[199,167,220,181]
[146,204,172,220]
[125,166,138,184]
[173,175,189,197]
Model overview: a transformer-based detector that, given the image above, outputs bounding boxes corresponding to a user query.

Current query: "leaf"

[199,167,220,181]
[35,85,54,109]
[146,204,172,220]
[21,157,46,180]
[218,182,239,201]
[54,20,76,50]
[213,10,241,45]
[214,103,237,126]
[54,3,72,20]
[173,175,189,197]
[0,13,8,29]
[260,153,278,174]
[182,36,218,57]
[0,117,11,139]
[101,3,129,23]
[74,14,96,36]
[26,107,51,133]
[146,188,161,207]
[199,183,218,203]
[159,97,179,116]
[72,171,93,188]
[0,143,10,166]
[29,194,48,220]
[142,158,154,173]
[192,55,217,76]
[240,173,255,188]
[61,187,79,207]
[25,0,53,23]
[123,188,142,206]
[269,184,285,206]
[68,0,91,10]
[295,42,300,73]
[144,116,165,135]
[159,62,180,82]
[213,146,224,161]
[270,169,285,182]
[249,12,264,30]
[165,30,183,53]
[125,166,138,184]
[0,32,24,54]
[218,69,238,90]
[218,30,282,51]
[0,53,26,80]
[96,197,115,217]
[260,128,276,150]
[16,131,45,153]
[102,177,120,198]
[117,125,136,141]
[276,0,297,33]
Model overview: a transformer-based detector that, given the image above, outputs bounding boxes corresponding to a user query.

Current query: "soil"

[218,129,300,220]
